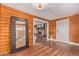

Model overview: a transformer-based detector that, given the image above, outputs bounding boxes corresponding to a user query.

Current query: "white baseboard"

[47,39,79,46]
[67,42,79,46]
[56,40,79,46]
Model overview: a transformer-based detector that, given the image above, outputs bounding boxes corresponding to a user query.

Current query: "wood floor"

[2,41,79,56]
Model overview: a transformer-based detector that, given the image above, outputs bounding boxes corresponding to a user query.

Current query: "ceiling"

[3,3,79,20]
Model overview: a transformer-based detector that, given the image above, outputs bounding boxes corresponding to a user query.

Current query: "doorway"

[56,19,69,43]
[33,18,49,46]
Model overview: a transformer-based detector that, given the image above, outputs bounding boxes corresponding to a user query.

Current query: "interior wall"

[0,4,33,55]
[49,15,79,43]
[49,20,56,39]
[69,15,79,43]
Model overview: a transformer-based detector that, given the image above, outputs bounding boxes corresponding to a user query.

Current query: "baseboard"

[67,42,79,46]
[56,40,79,46]
[47,39,79,46]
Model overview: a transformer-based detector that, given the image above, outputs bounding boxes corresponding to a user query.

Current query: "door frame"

[33,18,49,46]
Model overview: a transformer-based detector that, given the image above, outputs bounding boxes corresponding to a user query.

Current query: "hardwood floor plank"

[38,46,55,56]
[1,41,79,56]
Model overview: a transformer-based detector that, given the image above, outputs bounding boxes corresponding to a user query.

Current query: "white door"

[56,19,69,42]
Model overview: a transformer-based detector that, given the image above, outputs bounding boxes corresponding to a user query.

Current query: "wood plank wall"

[69,15,79,43]
[49,15,79,43]
[0,4,33,55]
[49,20,56,39]
[0,4,1,54]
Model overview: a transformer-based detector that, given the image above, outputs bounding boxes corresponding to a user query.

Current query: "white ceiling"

[3,3,79,20]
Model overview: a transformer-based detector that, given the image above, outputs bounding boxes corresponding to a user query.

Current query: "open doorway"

[33,18,49,46]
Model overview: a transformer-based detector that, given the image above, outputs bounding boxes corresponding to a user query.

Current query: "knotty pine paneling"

[69,15,79,43]
[0,4,33,55]
[49,20,56,39]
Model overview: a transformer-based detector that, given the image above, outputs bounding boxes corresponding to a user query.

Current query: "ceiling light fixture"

[33,3,47,10]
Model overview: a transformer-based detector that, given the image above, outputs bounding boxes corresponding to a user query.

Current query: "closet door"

[11,16,29,52]
[56,19,69,43]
